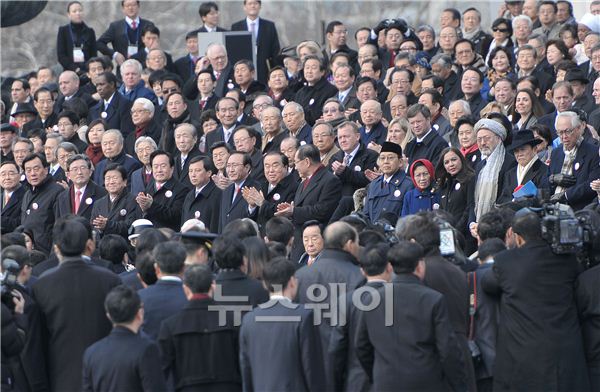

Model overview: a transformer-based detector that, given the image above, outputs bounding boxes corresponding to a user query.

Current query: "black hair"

[462,66,484,84]
[141,24,160,37]
[265,217,294,244]
[243,236,270,280]
[222,219,258,239]
[325,20,344,35]
[103,163,128,181]
[161,73,183,89]
[477,209,511,242]
[27,128,47,145]
[478,238,506,261]
[213,234,245,269]
[152,241,186,274]
[104,285,141,324]
[355,76,377,91]
[52,218,88,257]
[262,257,296,292]
[199,1,219,17]
[360,243,390,276]
[99,235,128,265]
[183,264,213,293]
[135,251,158,285]
[296,144,320,164]
[136,228,168,255]
[492,17,513,36]
[149,149,174,168]
[57,110,79,126]
[1,233,26,249]
[33,87,53,102]
[1,245,30,271]
[22,152,48,168]
[189,155,216,174]
[396,213,441,255]
[387,240,424,274]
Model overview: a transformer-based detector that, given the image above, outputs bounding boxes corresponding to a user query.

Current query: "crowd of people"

[1,0,600,391]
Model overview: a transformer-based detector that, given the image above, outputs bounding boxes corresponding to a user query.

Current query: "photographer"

[481,210,589,391]
[1,276,26,391]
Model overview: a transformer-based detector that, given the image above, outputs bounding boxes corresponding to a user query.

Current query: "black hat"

[380,141,403,157]
[12,102,37,116]
[565,68,590,84]
[177,231,218,252]
[0,123,17,133]
[508,129,542,151]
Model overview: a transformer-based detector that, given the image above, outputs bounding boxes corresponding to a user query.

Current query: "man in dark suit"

[181,156,222,233]
[20,153,65,254]
[324,21,358,68]
[294,222,365,360]
[576,262,600,391]
[0,161,26,234]
[240,258,326,391]
[548,112,600,210]
[31,218,121,392]
[275,144,342,261]
[482,211,590,391]
[538,81,576,138]
[138,241,188,340]
[358,100,387,147]
[96,0,155,66]
[230,0,280,83]
[54,70,96,114]
[213,234,270,308]
[333,64,359,111]
[159,264,241,391]
[192,2,228,34]
[206,97,239,150]
[23,87,57,134]
[243,152,298,228]
[356,241,467,391]
[329,244,392,392]
[173,32,200,83]
[94,129,142,187]
[91,163,142,240]
[136,150,189,231]
[55,154,106,220]
[405,104,453,167]
[218,151,258,232]
[329,121,379,197]
[82,285,166,391]
[125,98,161,156]
[282,102,312,145]
[172,123,202,188]
[294,56,338,125]
[88,72,134,136]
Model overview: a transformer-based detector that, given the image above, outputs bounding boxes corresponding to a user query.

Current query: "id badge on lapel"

[73,47,85,63]
[127,45,138,57]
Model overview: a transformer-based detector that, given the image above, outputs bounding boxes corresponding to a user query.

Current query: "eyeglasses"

[556,128,576,137]
[493,27,510,33]
[253,103,270,110]
[162,88,178,95]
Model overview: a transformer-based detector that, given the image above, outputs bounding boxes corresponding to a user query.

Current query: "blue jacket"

[138,279,187,340]
[363,170,413,224]
[118,80,158,106]
[401,187,441,216]
[359,121,387,146]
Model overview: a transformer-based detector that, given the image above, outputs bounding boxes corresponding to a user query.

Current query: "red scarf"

[460,144,479,157]
[85,144,104,166]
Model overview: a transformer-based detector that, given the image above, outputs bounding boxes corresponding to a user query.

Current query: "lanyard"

[68,24,82,48]
[124,20,140,45]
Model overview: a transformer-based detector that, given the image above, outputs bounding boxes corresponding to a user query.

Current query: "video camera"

[1,258,20,312]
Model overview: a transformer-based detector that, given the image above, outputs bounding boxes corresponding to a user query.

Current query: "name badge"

[85,197,93,205]
[101,111,108,119]
[309,98,315,106]
[73,47,85,63]
[574,162,580,171]
[354,165,362,172]
[195,211,201,218]
[455,183,461,191]
[433,203,440,210]
[127,45,138,57]
[32,202,39,210]
[120,209,127,216]
[273,193,281,201]
[165,190,173,198]
[394,190,401,197]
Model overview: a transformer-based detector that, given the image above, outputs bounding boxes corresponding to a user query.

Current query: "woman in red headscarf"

[401,159,441,216]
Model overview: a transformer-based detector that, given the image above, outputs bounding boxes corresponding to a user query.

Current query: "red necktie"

[74,190,82,213]
[131,20,137,29]
[156,183,162,191]
[200,99,207,109]
[302,178,310,191]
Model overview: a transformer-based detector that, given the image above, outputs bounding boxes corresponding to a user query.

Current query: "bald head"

[323,221,358,253]
[59,71,80,97]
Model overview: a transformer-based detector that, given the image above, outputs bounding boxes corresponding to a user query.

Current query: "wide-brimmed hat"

[12,102,37,116]
[508,129,542,151]
[565,68,590,84]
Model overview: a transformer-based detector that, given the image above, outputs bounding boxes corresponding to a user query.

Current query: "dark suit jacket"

[57,22,97,71]
[215,269,269,308]
[22,113,58,134]
[96,18,154,58]
[498,158,549,203]
[538,110,558,138]
[90,190,142,239]
[158,298,241,392]
[138,279,187,341]
[329,143,379,197]
[240,299,326,391]
[355,274,467,391]
[93,151,142,187]
[54,88,96,114]
[262,130,288,155]
[173,148,202,188]
[218,178,258,233]
[290,167,342,261]
[31,258,121,392]
[288,122,312,145]
[82,326,166,392]
[231,18,280,83]
[294,77,338,125]
[575,264,600,391]
[143,177,189,231]
[404,129,449,167]
[439,175,475,234]
[1,185,25,234]
[481,241,589,391]
[188,94,219,123]
[173,54,196,83]
[181,181,222,234]
[549,140,600,210]
[256,173,299,228]
[88,92,134,136]
[206,124,238,150]
[359,121,387,146]
[124,119,161,156]
[130,166,151,195]
[54,181,107,220]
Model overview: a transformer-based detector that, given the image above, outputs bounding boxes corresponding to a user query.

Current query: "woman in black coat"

[56,1,97,73]
[435,147,475,236]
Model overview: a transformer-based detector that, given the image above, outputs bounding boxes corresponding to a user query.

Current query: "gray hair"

[66,153,93,171]
[430,53,453,68]
[416,24,435,39]
[46,134,64,144]
[205,42,227,57]
[555,111,582,130]
[133,97,155,116]
[512,14,533,30]
[260,106,281,121]
[283,101,304,114]
[449,99,472,115]
[56,141,79,156]
[103,129,124,145]
[528,33,547,47]
[174,123,198,139]
[134,136,157,151]
[120,59,143,76]
[312,121,335,136]
[253,94,274,106]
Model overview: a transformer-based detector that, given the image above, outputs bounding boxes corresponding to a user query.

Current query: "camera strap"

[467,271,478,340]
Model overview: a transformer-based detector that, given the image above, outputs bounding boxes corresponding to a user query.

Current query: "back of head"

[262,257,296,292]
[98,235,129,265]
[1,245,30,270]
[135,251,158,286]
[388,241,424,274]
[477,209,510,242]
[222,218,258,239]
[135,228,168,255]
[213,234,245,269]
[360,243,390,276]
[52,219,88,257]
[104,285,141,324]
[323,221,358,250]
[512,210,543,243]
[183,264,213,294]
[152,241,186,275]
[1,233,26,248]
[265,216,294,244]
[478,238,507,261]
[395,213,440,255]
